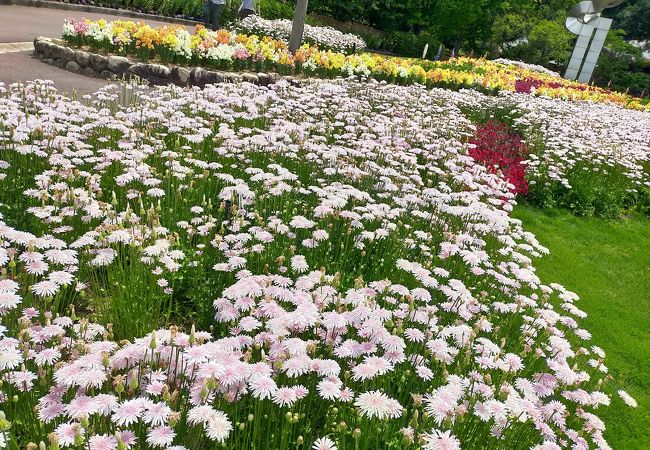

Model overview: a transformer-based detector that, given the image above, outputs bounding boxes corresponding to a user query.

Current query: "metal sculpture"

[564,0,624,83]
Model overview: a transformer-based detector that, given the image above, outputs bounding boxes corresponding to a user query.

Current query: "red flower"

[469,121,528,195]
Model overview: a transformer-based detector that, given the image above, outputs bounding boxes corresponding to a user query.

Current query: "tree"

[593,29,650,96]
[289,0,309,53]
[504,20,573,66]
[612,0,650,40]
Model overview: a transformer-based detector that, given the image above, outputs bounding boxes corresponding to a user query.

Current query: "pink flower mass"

[0,76,644,449]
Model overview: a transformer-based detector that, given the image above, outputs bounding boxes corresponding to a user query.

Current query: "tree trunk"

[289,0,309,54]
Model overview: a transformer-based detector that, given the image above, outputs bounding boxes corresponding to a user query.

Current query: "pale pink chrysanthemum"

[339,388,355,402]
[272,387,297,407]
[250,376,277,400]
[618,390,638,408]
[146,425,175,448]
[187,405,218,426]
[55,422,82,447]
[143,402,172,426]
[116,430,137,449]
[25,259,49,275]
[0,292,21,310]
[0,347,23,370]
[422,429,461,450]
[111,399,146,426]
[38,402,66,423]
[65,395,99,420]
[145,380,166,396]
[19,251,44,263]
[313,437,337,450]
[31,280,60,298]
[293,385,309,399]
[88,434,118,450]
[34,348,61,366]
[416,365,434,381]
[354,391,403,419]
[49,270,75,286]
[291,255,309,273]
[9,369,37,391]
[317,379,342,400]
[204,411,232,442]
[0,279,19,292]
[94,394,118,416]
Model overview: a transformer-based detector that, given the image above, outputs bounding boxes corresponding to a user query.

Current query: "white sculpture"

[564,0,624,83]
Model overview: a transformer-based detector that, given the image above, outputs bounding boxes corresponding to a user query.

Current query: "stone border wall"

[0,0,200,26]
[33,36,300,88]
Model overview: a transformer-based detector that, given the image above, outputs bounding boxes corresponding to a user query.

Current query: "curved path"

[0,4,194,94]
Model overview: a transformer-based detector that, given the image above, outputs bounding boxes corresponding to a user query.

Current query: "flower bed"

[456,89,650,217]
[235,15,367,54]
[0,77,639,449]
[60,18,650,111]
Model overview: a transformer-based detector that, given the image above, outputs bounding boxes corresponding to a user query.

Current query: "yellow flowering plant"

[61,18,649,111]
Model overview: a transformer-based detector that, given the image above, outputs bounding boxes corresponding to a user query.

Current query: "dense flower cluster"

[61,19,650,111]
[236,15,367,54]
[469,121,529,195]
[0,77,640,449]
[492,59,561,78]
[454,89,650,215]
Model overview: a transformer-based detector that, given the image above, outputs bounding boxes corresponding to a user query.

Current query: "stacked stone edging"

[33,36,299,88]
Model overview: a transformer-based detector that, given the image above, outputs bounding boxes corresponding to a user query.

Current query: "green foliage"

[613,0,650,40]
[504,20,573,67]
[258,0,295,19]
[379,31,442,59]
[593,29,650,97]
[512,205,650,450]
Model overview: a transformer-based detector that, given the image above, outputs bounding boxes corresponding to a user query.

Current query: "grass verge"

[512,204,650,449]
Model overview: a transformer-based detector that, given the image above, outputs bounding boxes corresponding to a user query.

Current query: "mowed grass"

[512,205,650,449]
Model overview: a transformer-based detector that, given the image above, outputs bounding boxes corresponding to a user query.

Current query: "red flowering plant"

[469,120,529,195]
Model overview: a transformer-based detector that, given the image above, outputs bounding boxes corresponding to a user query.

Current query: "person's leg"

[204,1,211,28]
[213,4,224,30]
[210,3,218,31]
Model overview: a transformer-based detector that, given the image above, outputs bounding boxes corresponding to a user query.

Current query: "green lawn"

[512,205,650,449]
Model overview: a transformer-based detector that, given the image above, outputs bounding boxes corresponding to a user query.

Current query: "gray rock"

[129,63,171,81]
[53,58,67,69]
[82,67,98,78]
[100,70,114,79]
[241,73,259,84]
[66,61,81,73]
[90,53,108,71]
[226,73,243,84]
[257,72,271,86]
[60,47,75,62]
[33,38,51,57]
[170,66,191,86]
[283,76,301,87]
[43,58,54,65]
[75,50,90,67]
[48,44,63,60]
[107,55,131,74]
[190,67,206,86]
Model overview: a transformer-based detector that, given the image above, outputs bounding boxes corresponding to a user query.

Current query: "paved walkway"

[0,5,195,95]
